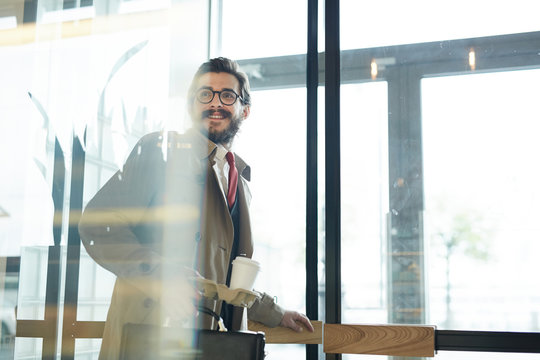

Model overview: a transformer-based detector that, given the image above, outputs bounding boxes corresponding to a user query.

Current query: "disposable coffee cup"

[229,256,260,290]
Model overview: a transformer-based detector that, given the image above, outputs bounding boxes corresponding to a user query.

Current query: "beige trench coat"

[78,129,284,359]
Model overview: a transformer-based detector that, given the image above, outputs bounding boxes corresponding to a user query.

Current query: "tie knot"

[226,151,235,165]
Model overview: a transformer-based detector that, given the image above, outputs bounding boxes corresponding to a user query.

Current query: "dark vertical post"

[23,0,38,23]
[207,0,223,59]
[2,258,21,359]
[207,0,212,58]
[52,138,66,248]
[63,0,76,9]
[325,0,341,359]
[42,138,66,359]
[61,135,86,360]
[306,0,319,359]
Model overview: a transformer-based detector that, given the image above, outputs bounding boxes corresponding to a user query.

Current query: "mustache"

[201,108,231,119]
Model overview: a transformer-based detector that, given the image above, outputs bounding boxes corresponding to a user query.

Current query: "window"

[423,70,540,332]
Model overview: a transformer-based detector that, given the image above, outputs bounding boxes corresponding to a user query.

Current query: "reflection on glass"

[0,51,56,255]
[423,70,540,333]
[3,1,210,357]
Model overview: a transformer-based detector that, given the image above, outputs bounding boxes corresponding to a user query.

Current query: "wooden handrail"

[249,321,436,357]
[324,324,435,357]
[19,318,436,357]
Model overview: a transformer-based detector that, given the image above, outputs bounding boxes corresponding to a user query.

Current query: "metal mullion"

[63,0,77,10]
[15,320,52,338]
[42,138,66,359]
[325,0,341,359]
[22,0,38,23]
[436,330,540,353]
[306,0,319,360]
[42,245,62,359]
[60,135,86,360]
[71,321,105,339]
[386,64,426,326]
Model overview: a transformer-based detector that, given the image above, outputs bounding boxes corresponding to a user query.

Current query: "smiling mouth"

[203,109,230,121]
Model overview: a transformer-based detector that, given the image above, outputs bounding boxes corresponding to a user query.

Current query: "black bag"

[119,307,265,360]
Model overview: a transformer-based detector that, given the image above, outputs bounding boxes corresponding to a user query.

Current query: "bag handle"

[198,306,228,332]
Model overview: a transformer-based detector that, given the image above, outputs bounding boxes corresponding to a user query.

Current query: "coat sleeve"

[78,133,167,295]
[247,291,286,327]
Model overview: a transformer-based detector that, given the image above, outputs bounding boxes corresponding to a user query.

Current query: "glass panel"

[340,82,389,324]
[74,338,101,360]
[341,0,540,50]
[14,337,42,359]
[0,257,18,359]
[423,69,540,333]
[234,87,307,359]
[74,0,209,356]
[340,83,389,360]
[78,26,178,322]
[0,43,56,256]
[221,0,307,59]
[16,247,48,320]
[2,0,209,358]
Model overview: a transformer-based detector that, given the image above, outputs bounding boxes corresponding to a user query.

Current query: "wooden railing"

[248,321,540,357]
[248,321,435,357]
[17,318,540,357]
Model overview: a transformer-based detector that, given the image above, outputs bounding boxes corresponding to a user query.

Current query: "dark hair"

[188,57,251,108]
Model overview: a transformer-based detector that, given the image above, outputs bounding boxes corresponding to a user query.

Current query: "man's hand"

[279,311,314,332]
[160,272,203,325]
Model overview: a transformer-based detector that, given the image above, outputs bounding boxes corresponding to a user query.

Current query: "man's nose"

[209,93,223,106]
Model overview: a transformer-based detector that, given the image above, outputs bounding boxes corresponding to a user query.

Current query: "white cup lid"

[233,256,260,267]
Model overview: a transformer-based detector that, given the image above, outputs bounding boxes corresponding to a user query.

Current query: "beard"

[198,108,243,145]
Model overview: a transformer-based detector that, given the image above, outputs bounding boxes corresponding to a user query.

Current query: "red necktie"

[226,152,238,208]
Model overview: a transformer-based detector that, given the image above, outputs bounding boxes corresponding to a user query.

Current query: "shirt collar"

[214,143,229,162]
[186,127,251,181]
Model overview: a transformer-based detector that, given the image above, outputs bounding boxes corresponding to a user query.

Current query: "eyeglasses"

[196,88,244,106]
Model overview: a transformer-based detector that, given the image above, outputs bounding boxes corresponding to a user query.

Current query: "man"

[78,57,313,359]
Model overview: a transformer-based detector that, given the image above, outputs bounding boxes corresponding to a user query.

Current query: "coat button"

[139,262,151,273]
[194,232,201,242]
[143,298,154,308]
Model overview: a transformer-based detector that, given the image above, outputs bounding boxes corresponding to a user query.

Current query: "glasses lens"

[197,89,213,103]
[219,90,238,105]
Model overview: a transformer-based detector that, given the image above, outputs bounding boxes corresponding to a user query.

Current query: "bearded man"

[78,57,313,359]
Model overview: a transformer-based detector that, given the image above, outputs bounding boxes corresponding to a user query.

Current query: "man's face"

[191,72,250,145]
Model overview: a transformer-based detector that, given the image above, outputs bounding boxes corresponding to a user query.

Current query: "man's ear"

[242,105,251,120]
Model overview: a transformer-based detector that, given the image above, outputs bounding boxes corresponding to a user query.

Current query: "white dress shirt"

[213,143,232,203]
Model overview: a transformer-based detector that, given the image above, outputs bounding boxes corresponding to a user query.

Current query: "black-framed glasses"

[196,88,244,106]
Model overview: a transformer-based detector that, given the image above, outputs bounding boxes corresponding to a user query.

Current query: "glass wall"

[219,2,311,359]
[340,82,388,325]
[423,70,540,332]
[337,1,540,359]
[235,88,307,359]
